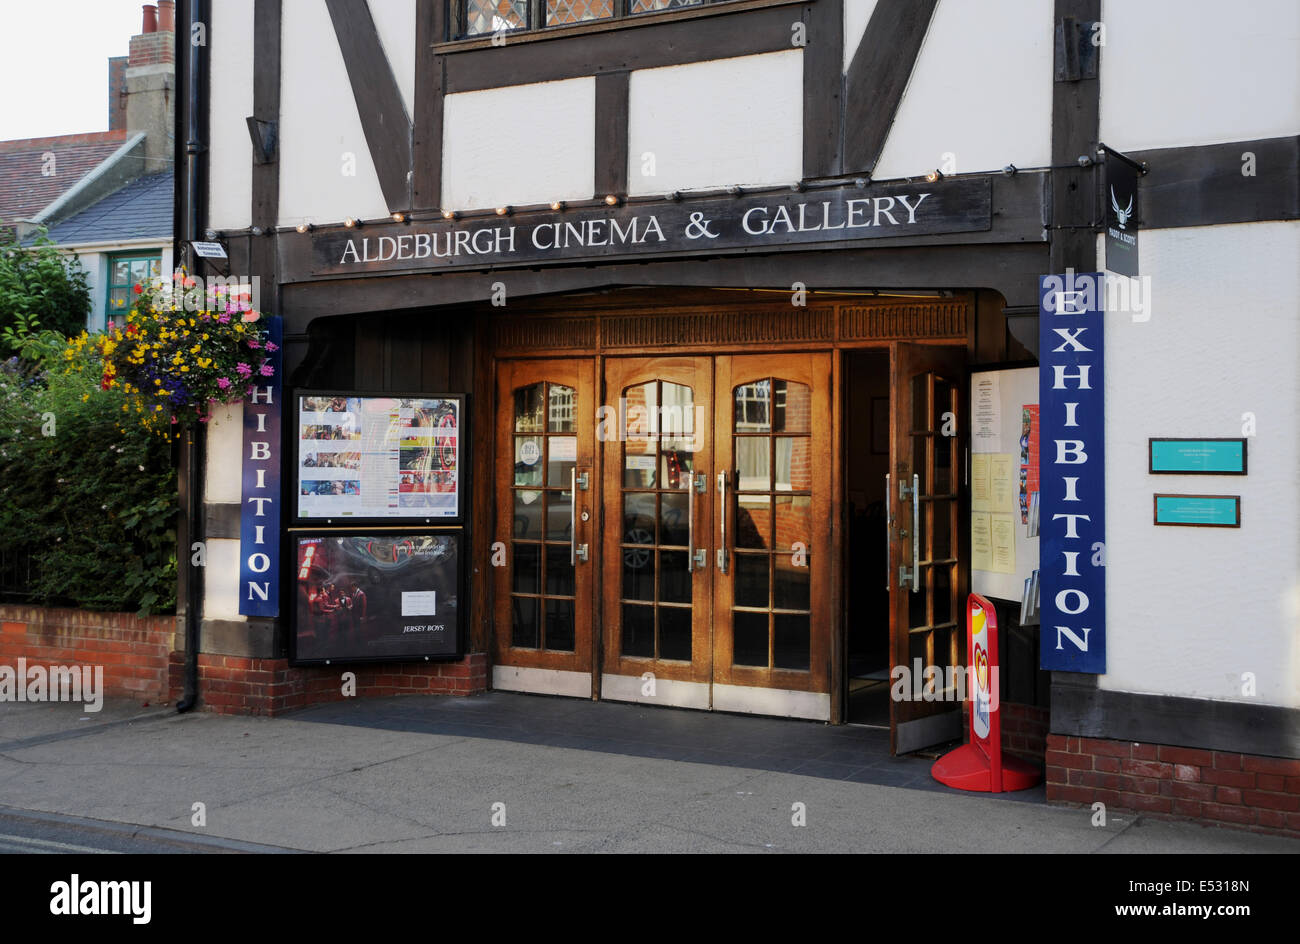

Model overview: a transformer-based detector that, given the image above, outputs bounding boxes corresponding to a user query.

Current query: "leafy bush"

[0,332,176,614]
[0,229,91,357]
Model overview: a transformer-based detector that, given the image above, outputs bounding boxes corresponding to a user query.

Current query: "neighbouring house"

[0,1,175,333]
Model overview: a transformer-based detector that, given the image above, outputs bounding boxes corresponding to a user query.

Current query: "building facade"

[1,2,175,333]
[179,0,1299,830]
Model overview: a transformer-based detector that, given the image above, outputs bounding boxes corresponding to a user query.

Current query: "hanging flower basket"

[66,272,277,437]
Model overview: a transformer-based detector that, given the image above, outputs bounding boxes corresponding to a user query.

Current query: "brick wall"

[0,604,175,703]
[1046,734,1300,838]
[168,652,489,716]
[1001,702,1050,765]
[128,31,174,68]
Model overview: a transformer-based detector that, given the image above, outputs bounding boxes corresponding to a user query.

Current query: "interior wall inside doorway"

[844,350,891,726]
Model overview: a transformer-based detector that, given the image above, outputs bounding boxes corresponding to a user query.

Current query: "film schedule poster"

[293,533,460,663]
[297,395,460,521]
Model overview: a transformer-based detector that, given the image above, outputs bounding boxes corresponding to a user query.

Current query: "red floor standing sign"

[932,594,1041,792]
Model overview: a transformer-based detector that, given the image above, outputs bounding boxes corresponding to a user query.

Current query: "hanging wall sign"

[1038,273,1106,674]
[1104,155,1140,277]
[238,315,283,617]
[302,179,992,277]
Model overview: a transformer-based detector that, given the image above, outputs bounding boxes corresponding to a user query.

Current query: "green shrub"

[0,229,91,357]
[0,332,176,614]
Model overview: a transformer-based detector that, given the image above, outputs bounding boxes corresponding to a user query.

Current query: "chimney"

[107,56,128,131]
[124,3,174,171]
[157,1,174,33]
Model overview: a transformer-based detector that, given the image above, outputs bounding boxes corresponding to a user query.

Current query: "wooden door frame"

[712,351,834,719]
[599,355,715,708]
[491,357,598,697]
[887,340,969,754]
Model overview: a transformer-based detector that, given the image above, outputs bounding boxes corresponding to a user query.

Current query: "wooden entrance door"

[597,354,833,719]
[492,359,597,697]
[713,354,833,720]
[600,357,714,708]
[889,343,967,753]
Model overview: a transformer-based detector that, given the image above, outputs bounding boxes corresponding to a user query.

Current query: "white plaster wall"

[871,0,1052,179]
[1100,0,1300,150]
[369,0,416,119]
[203,538,245,620]
[207,0,255,231]
[205,401,244,504]
[627,50,803,196]
[279,0,390,227]
[1100,221,1300,708]
[842,0,879,72]
[441,78,595,211]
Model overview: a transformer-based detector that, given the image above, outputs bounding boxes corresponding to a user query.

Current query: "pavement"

[0,691,1297,854]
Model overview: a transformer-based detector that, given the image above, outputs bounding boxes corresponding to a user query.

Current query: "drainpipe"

[176,0,208,713]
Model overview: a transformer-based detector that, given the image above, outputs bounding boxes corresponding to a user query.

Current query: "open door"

[889,343,968,754]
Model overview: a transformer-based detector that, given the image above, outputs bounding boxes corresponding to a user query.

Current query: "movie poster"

[297,395,461,521]
[293,533,461,663]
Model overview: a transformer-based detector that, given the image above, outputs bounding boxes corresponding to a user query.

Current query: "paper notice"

[990,454,1016,512]
[973,374,1000,446]
[971,512,992,572]
[972,454,991,511]
[991,514,1016,574]
[401,590,438,616]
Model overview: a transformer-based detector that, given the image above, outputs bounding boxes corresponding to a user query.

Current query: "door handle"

[898,473,920,592]
[910,473,920,593]
[687,473,706,571]
[884,473,892,591]
[716,471,729,573]
[570,468,588,564]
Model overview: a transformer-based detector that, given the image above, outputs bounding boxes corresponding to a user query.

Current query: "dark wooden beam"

[1047,0,1100,274]
[324,0,414,211]
[1133,135,1300,229]
[594,70,629,198]
[1052,673,1300,760]
[251,0,281,310]
[802,0,843,178]
[842,0,937,174]
[442,2,800,93]
[412,0,444,211]
[277,241,1048,331]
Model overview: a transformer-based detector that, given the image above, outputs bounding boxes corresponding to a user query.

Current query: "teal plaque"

[1149,438,1246,474]
[1153,494,1240,527]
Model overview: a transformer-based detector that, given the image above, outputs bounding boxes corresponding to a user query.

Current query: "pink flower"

[216,377,231,390]
[235,363,253,377]
[240,310,261,323]
[265,341,279,352]
[259,362,274,377]
[247,339,261,349]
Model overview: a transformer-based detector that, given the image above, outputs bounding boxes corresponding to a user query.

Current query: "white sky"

[1,0,161,141]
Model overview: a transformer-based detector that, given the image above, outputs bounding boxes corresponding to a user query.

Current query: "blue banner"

[1038,273,1105,673]
[238,315,282,617]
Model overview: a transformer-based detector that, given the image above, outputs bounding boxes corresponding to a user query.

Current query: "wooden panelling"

[840,302,967,340]
[601,308,834,347]
[492,316,598,352]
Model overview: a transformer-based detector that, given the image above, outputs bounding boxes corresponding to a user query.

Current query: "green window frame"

[105,253,162,322]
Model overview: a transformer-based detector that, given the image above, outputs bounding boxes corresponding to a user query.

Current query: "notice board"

[969,367,1039,602]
